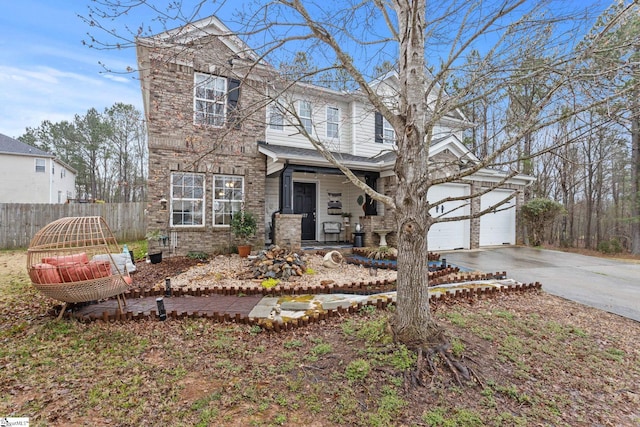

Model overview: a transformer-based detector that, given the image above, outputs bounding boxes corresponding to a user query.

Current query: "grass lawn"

[1,249,639,426]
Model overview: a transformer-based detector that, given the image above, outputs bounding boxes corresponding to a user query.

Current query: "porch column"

[364,173,379,216]
[280,165,294,214]
[274,213,302,250]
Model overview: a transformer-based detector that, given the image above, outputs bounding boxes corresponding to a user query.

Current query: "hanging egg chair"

[26,216,134,318]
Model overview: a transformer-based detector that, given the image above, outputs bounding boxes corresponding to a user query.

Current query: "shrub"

[521,198,565,246]
[186,251,209,261]
[598,238,623,254]
[230,210,257,242]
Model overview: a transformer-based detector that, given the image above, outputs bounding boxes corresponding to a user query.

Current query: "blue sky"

[0,1,613,140]
[0,1,145,138]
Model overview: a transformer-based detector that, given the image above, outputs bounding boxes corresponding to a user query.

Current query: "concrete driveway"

[443,246,640,322]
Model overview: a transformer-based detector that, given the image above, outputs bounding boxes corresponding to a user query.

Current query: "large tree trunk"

[391,0,438,345]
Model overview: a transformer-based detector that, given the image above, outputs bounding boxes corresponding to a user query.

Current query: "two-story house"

[0,134,76,203]
[136,16,533,255]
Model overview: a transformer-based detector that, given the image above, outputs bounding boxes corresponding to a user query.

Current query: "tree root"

[391,317,482,389]
[406,340,481,388]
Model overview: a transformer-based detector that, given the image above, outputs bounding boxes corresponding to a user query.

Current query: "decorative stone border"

[349,248,441,261]
[65,279,543,329]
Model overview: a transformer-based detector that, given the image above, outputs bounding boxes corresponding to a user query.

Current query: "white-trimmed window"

[269,103,284,131]
[326,106,339,139]
[170,172,205,227]
[35,158,45,173]
[213,175,244,226]
[298,100,312,133]
[194,73,227,126]
[383,117,395,144]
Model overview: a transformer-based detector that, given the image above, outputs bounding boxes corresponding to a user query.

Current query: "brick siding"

[143,37,267,255]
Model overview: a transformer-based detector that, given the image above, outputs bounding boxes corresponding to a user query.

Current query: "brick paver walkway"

[75,294,264,318]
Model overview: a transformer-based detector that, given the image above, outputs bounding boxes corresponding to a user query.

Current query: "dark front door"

[293,182,316,240]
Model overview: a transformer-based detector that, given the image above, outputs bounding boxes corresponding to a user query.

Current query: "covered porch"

[258,142,396,250]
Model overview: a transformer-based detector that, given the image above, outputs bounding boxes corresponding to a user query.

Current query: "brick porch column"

[274,213,302,250]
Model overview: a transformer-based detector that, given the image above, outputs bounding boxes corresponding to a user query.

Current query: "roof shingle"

[0,133,52,157]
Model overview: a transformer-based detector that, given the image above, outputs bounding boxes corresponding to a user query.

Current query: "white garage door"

[480,189,516,246]
[427,184,470,251]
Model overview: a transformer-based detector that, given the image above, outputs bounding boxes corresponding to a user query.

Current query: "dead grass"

[1,249,639,426]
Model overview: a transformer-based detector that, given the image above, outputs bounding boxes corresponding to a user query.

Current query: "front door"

[293,182,316,240]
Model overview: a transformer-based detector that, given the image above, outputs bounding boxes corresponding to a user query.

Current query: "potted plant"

[230,209,257,257]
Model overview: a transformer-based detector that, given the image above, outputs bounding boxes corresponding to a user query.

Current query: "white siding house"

[137,15,534,252]
[0,134,76,203]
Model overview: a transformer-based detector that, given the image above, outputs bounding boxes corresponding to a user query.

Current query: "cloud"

[0,64,142,138]
[102,73,135,84]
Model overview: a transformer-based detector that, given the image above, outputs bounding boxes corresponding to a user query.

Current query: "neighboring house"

[0,134,77,204]
[136,16,533,255]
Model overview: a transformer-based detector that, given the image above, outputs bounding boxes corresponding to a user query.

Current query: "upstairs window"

[298,100,313,134]
[194,73,227,127]
[383,118,395,144]
[213,175,244,226]
[170,172,205,227]
[35,158,45,173]
[374,112,395,144]
[326,106,339,139]
[269,103,284,131]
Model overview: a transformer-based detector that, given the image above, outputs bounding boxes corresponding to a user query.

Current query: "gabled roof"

[430,134,479,164]
[138,15,262,63]
[0,133,78,173]
[0,133,52,157]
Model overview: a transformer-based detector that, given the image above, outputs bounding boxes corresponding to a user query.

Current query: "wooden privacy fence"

[0,202,146,250]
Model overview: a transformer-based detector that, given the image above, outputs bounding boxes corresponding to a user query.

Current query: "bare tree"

[105,103,148,202]
[84,0,637,356]
[236,0,637,348]
[20,104,147,202]
[578,2,640,253]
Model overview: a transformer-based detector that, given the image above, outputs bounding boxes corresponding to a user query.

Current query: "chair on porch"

[322,221,342,243]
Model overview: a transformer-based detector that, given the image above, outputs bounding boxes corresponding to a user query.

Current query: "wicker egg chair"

[27,216,133,319]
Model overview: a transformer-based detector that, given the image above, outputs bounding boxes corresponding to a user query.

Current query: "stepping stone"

[249,297,280,318]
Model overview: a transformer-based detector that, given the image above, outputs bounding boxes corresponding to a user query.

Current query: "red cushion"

[29,263,62,284]
[58,263,92,283]
[43,253,89,267]
[88,260,112,279]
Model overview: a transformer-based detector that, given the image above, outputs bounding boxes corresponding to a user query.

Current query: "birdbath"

[373,229,393,247]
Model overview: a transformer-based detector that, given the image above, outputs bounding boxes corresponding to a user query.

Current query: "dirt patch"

[132,256,204,289]
[1,251,28,276]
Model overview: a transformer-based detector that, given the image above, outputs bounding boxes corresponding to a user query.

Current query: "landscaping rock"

[248,245,307,280]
